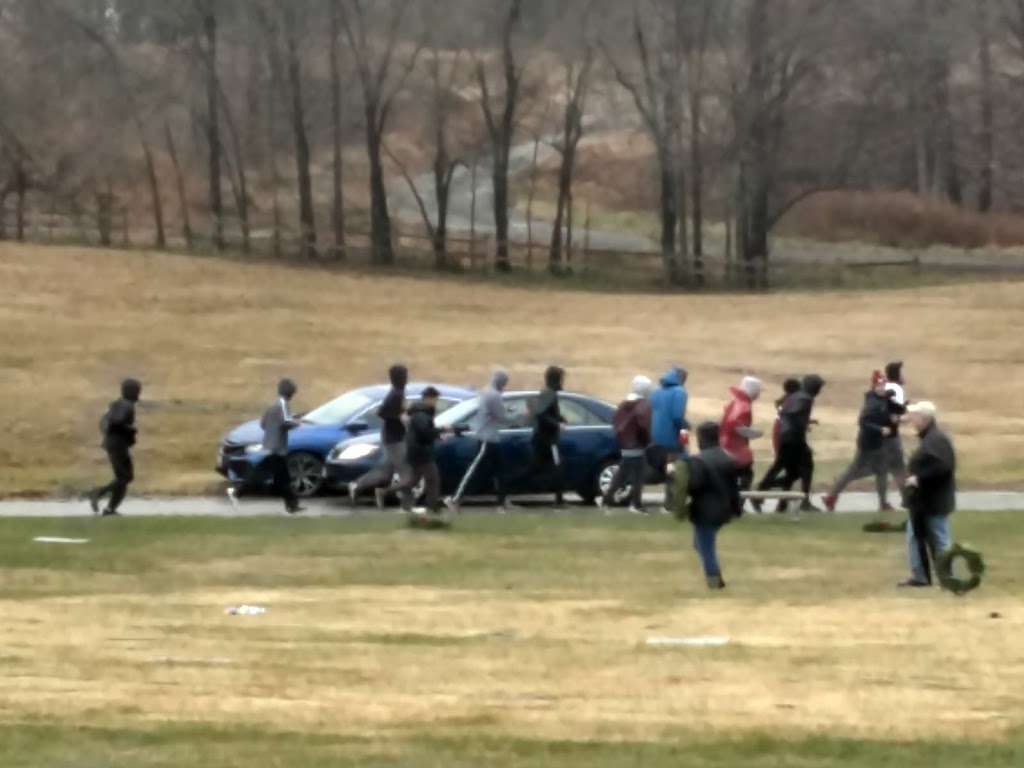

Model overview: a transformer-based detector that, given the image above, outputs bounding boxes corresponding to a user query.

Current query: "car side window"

[560,399,603,427]
[436,398,458,416]
[502,397,533,429]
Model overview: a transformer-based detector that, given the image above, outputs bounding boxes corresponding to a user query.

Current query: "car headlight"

[334,443,378,462]
[244,444,265,455]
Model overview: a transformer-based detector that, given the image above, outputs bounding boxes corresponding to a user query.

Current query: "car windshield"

[436,396,480,428]
[302,391,375,426]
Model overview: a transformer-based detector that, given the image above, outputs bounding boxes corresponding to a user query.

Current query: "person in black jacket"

[684,421,742,590]
[900,401,956,588]
[823,371,896,512]
[395,386,449,517]
[88,378,142,517]
[756,374,826,511]
[349,364,411,508]
[509,366,568,507]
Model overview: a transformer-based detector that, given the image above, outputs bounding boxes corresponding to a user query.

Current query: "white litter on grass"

[226,604,268,616]
[33,537,90,544]
[646,636,731,647]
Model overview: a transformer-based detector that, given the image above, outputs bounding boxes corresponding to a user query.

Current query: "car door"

[434,404,482,495]
[498,396,535,492]
[558,398,617,493]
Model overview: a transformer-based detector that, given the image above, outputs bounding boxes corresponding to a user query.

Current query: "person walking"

[253,378,303,514]
[349,364,411,508]
[396,387,448,518]
[757,374,826,512]
[899,401,956,587]
[882,360,909,509]
[598,375,653,514]
[445,369,513,514]
[720,376,763,497]
[88,378,142,517]
[823,371,895,512]
[649,366,690,511]
[681,421,743,590]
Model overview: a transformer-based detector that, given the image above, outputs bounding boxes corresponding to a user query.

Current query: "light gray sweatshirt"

[473,370,511,444]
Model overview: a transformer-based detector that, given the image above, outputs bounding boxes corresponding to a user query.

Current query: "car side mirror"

[347,420,370,434]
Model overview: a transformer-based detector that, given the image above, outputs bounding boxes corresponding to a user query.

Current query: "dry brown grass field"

[1,242,1023,496]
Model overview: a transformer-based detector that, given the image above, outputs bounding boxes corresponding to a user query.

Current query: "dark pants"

[693,523,722,578]
[452,441,505,504]
[510,441,564,504]
[830,447,887,506]
[759,442,813,498]
[264,454,299,511]
[603,455,645,508]
[649,445,681,508]
[92,443,133,512]
[399,461,441,512]
[354,442,409,493]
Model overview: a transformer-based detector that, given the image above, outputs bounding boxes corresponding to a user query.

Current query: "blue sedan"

[217,383,474,497]
[323,391,650,505]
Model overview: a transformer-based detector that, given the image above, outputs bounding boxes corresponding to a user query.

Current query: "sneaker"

[286,504,305,515]
[101,509,120,517]
[629,506,646,515]
[822,494,838,513]
[750,498,764,514]
[347,482,359,506]
[800,499,823,513]
[443,496,460,515]
[706,575,726,590]
[776,500,789,515]
[226,487,240,510]
[897,579,930,588]
[88,492,100,516]
[881,502,896,512]
[374,487,387,510]
[596,496,607,510]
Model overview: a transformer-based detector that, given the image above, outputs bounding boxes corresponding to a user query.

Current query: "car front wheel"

[288,452,325,497]
[594,459,631,507]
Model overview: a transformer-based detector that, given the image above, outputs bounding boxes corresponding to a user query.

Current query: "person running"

[396,386,449,519]
[822,371,895,512]
[598,375,653,514]
[510,366,567,507]
[720,376,763,497]
[680,421,743,590]
[349,364,410,508]
[757,374,826,512]
[882,360,909,510]
[254,378,303,514]
[751,378,801,513]
[649,366,690,511]
[899,401,956,588]
[88,378,142,517]
[445,369,513,514]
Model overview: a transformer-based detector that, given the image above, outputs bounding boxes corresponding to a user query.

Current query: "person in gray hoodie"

[446,369,513,513]
[259,378,303,514]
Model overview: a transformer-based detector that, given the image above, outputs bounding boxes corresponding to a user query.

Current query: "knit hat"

[740,376,762,400]
[629,375,653,400]
[885,361,904,383]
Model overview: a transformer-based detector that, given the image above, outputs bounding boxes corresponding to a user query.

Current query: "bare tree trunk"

[329,0,347,259]
[164,122,193,250]
[525,132,541,270]
[690,89,704,282]
[977,0,995,212]
[469,159,478,267]
[204,3,224,250]
[218,86,250,253]
[15,165,26,242]
[285,6,317,259]
[260,11,285,260]
[657,144,679,282]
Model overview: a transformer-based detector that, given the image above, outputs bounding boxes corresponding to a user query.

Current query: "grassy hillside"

[1,243,1023,496]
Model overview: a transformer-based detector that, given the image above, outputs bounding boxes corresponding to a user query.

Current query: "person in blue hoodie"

[649,367,690,509]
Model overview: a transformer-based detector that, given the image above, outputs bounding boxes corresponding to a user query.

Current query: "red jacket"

[720,387,755,468]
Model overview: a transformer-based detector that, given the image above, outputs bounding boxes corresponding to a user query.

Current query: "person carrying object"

[598,375,653,514]
[88,378,142,517]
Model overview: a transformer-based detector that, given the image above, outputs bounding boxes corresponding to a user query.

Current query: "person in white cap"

[598,375,653,514]
[899,401,956,588]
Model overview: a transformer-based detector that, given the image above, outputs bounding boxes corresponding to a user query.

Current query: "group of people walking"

[86,358,958,591]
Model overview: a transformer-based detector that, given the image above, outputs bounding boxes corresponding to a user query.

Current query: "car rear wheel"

[288,452,325,498]
[595,459,631,507]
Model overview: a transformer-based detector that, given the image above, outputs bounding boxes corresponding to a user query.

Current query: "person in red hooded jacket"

[720,376,763,500]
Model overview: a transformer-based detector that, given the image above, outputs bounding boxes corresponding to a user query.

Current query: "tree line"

[0,0,1019,287]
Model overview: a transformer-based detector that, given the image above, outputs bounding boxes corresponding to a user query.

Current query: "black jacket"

[532,366,566,447]
[405,402,441,467]
[102,398,137,450]
[857,390,892,452]
[688,423,742,527]
[779,374,825,447]
[907,423,956,517]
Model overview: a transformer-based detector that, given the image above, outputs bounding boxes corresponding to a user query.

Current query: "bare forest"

[1,0,1022,287]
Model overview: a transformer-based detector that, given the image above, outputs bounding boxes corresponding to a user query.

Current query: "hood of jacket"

[491,368,510,392]
[802,374,825,398]
[660,366,687,388]
[389,365,409,389]
[544,365,565,391]
[121,378,142,402]
[408,400,436,419]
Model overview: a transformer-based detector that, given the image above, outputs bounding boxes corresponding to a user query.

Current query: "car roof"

[350,382,476,400]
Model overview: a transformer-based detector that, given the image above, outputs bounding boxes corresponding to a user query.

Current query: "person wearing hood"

[446,369,513,513]
[900,401,956,588]
[349,364,412,507]
[681,421,743,590]
[396,387,450,517]
[756,374,826,511]
[511,366,568,507]
[720,376,764,498]
[649,366,690,509]
[598,375,653,514]
[823,371,896,512]
[882,360,909,509]
[252,378,303,514]
[88,378,142,517]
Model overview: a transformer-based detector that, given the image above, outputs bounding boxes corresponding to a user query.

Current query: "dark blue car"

[324,391,640,505]
[217,383,474,497]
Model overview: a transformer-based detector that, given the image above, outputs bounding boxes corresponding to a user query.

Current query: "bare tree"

[476,0,524,272]
[328,0,347,259]
[200,0,224,250]
[339,0,421,265]
[284,3,317,259]
[164,121,193,249]
[977,0,995,212]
